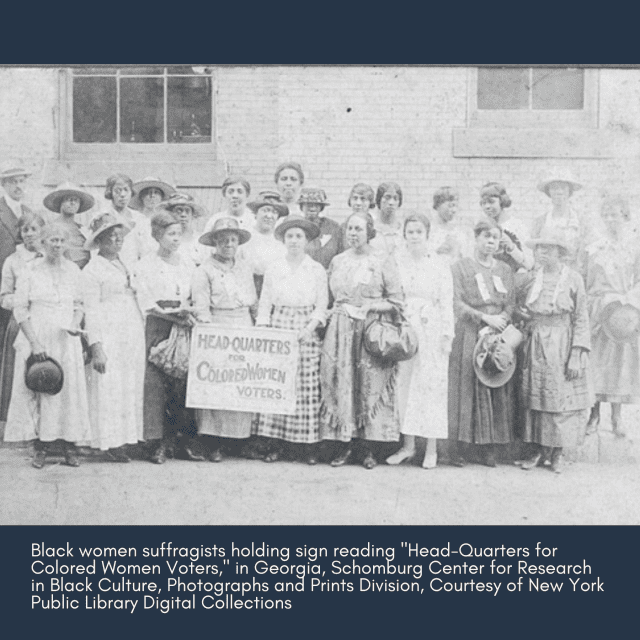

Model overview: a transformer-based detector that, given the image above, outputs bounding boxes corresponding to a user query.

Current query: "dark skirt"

[143,315,196,441]
[0,312,18,422]
[448,317,514,445]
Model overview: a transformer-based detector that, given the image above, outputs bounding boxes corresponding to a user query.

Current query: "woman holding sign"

[255,215,328,464]
[192,217,257,462]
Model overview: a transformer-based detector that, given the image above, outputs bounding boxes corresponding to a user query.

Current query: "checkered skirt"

[255,305,321,443]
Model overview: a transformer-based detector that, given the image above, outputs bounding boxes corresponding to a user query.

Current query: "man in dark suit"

[0,167,32,363]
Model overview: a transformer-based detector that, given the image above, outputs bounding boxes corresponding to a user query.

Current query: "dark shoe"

[32,450,46,469]
[330,448,352,467]
[306,453,319,466]
[65,449,80,467]
[585,408,600,435]
[150,443,166,465]
[264,450,280,463]
[483,449,496,468]
[449,456,466,468]
[106,448,130,463]
[612,421,626,438]
[209,449,223,463]
[184,444,206,461]
[362,452,377,470]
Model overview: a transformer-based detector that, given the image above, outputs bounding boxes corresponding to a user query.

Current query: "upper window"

[469,66,597,128]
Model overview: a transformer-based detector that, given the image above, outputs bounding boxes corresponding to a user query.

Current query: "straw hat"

[298,187,330,208]
[0,166,31,180]
[525,230,571,256]
[160,193,205,218]
[198,217,251,247]
[537,176,583,196]
[43,182,95,214]
[473,325,523,388]
[25,354,64,395]
[274,215,321,242]
[247,198,289,218]
[130,176,175,210]
[84,212,132,250]
[602,302,640,343]
[256,189,283,203]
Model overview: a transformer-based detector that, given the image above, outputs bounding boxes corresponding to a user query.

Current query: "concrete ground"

[1,427,639,525]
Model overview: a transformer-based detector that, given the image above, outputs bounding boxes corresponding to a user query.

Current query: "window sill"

[43,159,227,188]
[452,128,625,159]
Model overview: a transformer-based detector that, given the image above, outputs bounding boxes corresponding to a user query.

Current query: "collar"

[3,194,23,217]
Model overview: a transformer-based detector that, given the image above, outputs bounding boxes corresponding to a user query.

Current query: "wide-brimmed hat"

[298,187,330,208]
[473,325,523,388]
[538,176,583,196]
[602,302,640,343]
[247,198,289,218]
[274,215,321,242]
[160,192,206,218]
[84,212,132,250]
[25,354,64,395]
[0,166,31,180]
[526,230,571,255]
[199,217,251,247]
[130,176,175,210]
[43,182,95,214]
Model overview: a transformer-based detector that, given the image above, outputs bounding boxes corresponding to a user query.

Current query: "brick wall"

[2,66,640,237]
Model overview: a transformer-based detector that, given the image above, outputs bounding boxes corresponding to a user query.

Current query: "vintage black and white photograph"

[0,64,638,525]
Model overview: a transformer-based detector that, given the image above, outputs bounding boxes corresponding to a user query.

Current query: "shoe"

[422,452,437,469]
[362,452,377,470]
[585,413,600,435]
[612,421,626,438]
[551,449,564,474]
[209,449,223,463]
[449,456,466,468]
[65,449,80,468]
[386,449,415,466]
[150,443,166,465]
[264,450,280,463]
[32,450,46,469]
[520,453,542,471]
[184,445,206,461]
[330,448,352,467]
[483,449,496,468]
[106,448,130,463]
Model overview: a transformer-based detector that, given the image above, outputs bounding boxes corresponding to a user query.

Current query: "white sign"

[186,324,299,414]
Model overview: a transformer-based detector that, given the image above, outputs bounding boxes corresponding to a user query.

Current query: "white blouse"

[257,254,328,326]
[0,244,41,310]
[109,206,156,269]
[237,231,286,276]
[133,252,193,314]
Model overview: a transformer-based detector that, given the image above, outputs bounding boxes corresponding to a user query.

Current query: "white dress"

[4,257,90,443]
[237,231,286,277]
[395,247,454,438]
[83,256,146,450]
[109,207,156,270]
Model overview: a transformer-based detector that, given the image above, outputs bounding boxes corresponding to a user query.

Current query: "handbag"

[148,324,191,379]
[363,307,419,363]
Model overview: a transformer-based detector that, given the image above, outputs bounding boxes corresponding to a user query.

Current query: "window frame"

[58,67,218,162]
[467,67,599,129]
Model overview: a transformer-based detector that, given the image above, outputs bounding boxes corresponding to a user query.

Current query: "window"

[468,66,597,128]
[56,66,222,187]
[71,66,212,144]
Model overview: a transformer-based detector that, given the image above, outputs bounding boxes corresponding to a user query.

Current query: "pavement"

[1,426,639,526]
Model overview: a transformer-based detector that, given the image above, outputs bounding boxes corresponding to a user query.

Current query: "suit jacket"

[0,197,31,301]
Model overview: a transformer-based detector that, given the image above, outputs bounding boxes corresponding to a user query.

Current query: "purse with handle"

[363,307,419,364]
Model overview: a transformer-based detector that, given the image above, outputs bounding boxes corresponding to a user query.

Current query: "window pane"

[73,77,116,142]
[477,68,529,110]
[532,68,584,110]
[167,66,209,75]
[167,76,212,143]
[120,67,163,75]
[72,67,118,75]
[120,77,164,143]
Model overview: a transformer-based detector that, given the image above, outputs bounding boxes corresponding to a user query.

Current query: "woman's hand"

[92,344,107,374]
[30,342,47,362]
[298,322,318,343]
[566,348,588,381]
[365,300,393,314]
[482,314,507,331]
[500,235,515,253]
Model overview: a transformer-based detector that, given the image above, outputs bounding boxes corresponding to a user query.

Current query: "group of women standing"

[0,165,638,475]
